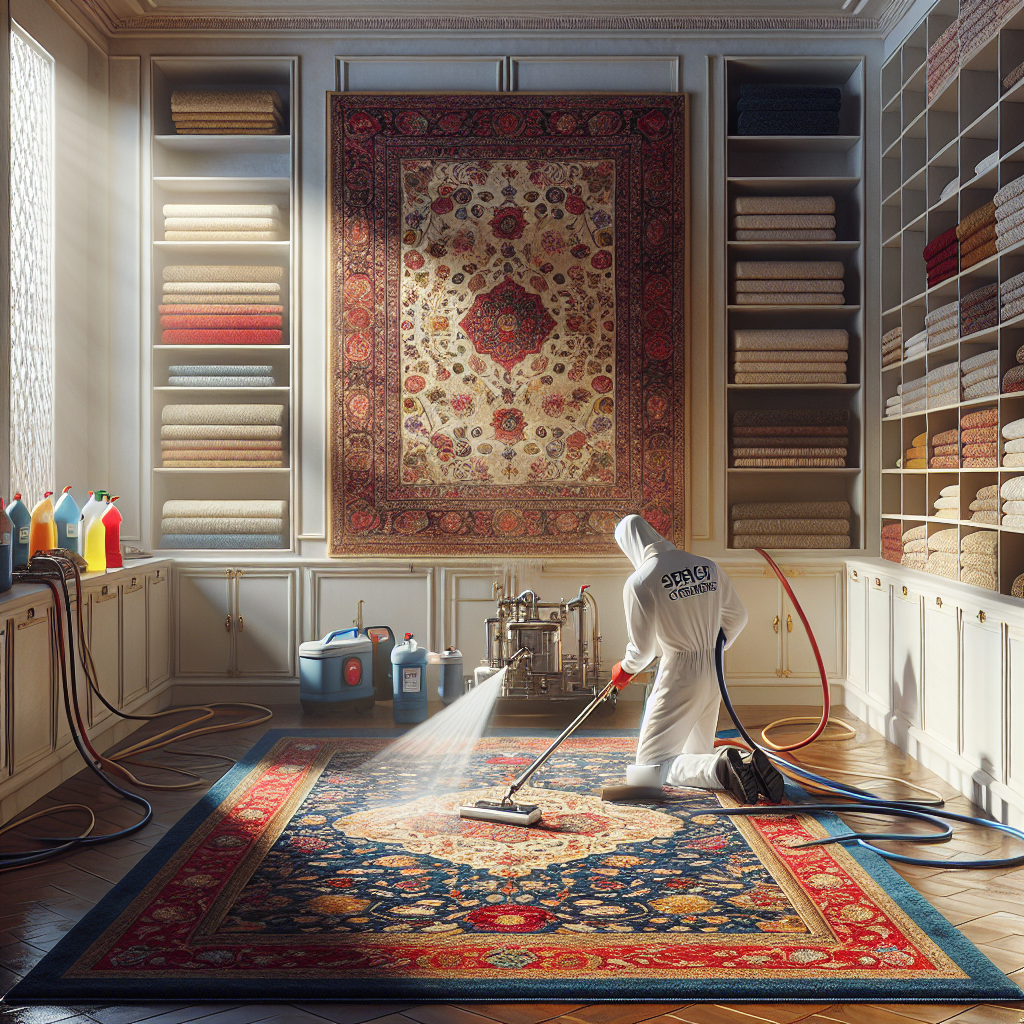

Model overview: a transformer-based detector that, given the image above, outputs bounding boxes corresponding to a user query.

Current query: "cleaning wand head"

[459,799,542,826]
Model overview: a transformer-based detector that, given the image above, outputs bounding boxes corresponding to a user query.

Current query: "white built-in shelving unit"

[880,1,1024,596]
[723,56,866,551]
[148,57,297,552]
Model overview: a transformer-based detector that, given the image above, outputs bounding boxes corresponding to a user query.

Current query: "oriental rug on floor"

[327,93,688,556]
[9,730,1019,1003]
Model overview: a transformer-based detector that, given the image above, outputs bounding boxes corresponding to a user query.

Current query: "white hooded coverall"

[616,516,748,790]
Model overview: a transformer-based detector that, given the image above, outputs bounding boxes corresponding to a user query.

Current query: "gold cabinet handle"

[902,586,908,596]
[238,615,244,632]
[225,614,232,632]
[979,610,987,623]
[786,614,793,633]
[936,597,943,608]
[772,615,780,634]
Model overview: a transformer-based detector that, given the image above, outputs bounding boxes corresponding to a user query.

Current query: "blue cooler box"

[300,628,375,714]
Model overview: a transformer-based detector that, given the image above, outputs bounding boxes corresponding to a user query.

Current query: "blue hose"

[712,628,1024,869]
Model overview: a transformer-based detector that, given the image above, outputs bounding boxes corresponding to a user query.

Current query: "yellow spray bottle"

[29,492,58,558]
[81,491,107,572]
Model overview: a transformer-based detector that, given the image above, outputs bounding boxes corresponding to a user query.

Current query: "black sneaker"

[716,748,759,804]
[747,748,785,804]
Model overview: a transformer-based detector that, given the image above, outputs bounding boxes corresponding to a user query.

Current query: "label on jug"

[0,532,9,546]
[65,523,78,537]
[18,527,28,542]
[402,667,421,693]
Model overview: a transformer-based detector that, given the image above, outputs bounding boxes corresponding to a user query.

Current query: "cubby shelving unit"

[723,56,866,551]
[149,57,297,552]
[880,1,1024,597]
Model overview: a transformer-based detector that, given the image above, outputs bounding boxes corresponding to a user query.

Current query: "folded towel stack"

[730,500,851,549]
[923,228,959,288]
[167,364,275,388]
[958,203,997,270]
[163,203,286,242]
[1003,416,1024,467]
[893,361,960,416]
[925,300,959,349]
[961,406,999,467]
[960,528,998,590]
[932,483,960,519]
[961,347,999,401]
[1005,57,1024,92]
[925,528,960,580]
[902,328,927,362]
[968,483,1000,525]
[901,524,928,571]
[1004,345,1024,395]
[904,430,928,470]
[170,90,283,136]
[881,521,903,564]
[160,499,288,549]
[161,265,284,344]
[882,325,903,367]
[731,195,837,242]
[160,404,287,467]
[930,427,960,469]
[1002,474,1024,529]
[731,328,849,384]
[1002,269,1024,322]
[927,19,959,103]
[995,175,1024,253]
[959,0,1002,66]
[735,84,841,137]
[733,260,845,307]
[960,281,999,336]
[730,408,850,467]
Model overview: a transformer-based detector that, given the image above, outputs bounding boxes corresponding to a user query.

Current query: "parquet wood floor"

[1,701,1022,1024]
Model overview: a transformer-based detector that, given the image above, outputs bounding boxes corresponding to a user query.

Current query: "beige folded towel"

[164,231,284,241]
[161,517,286,534]
[733,350,848,362]
[733,196,836,215]
[160,424,283,440]
[734,278,844,293]
[735,293,845,306]
[734,261,845,280]
[163,204,282,219]
[164,218,283,232]
[171,90,281,113]
[733,214,836,230]
[733,372,847,384]
[162,499,287,518]
[732,329,848,351]
[162,281,281,293]
[161,404,286,426]
[163,265,285,283]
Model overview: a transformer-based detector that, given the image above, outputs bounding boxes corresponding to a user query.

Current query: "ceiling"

[78,0,904,34]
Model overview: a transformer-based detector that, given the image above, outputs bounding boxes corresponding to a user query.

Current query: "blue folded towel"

[169,364,274,376]
[168,376,275,387]
[737,84,842,111]
[160,533,285,549]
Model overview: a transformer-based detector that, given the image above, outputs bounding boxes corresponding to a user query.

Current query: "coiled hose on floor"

[711,547,1024,869]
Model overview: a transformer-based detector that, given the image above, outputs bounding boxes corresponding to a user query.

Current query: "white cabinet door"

[961,614,1003,781]
[866,580,891,707]
[447,571,504,674]
[784,571,841,678]
[87,586,121,725]
[147,570,170,687]
[1007,625,1024,791]
[892,583,923,732]
[723,574,782,678]
[176,571,233,677]
[11,604,54,773]
[121,577,147,705]
[312,571,432,648]
[846,569,866,691]
[235,570,297,678]
[922,597,960,750]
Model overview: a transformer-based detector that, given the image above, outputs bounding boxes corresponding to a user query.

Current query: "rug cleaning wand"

[460,661,620,827]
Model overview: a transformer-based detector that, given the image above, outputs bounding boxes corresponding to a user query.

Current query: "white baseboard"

[172,678,300,706]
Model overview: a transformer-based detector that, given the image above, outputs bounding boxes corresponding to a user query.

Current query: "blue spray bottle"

[0,499,13,593]
[7,494,30,569]
[54,486,82,555]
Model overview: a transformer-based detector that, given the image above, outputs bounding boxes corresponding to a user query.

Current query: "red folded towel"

[923,227,958,260]
[160,314,283,329]
[158,304,284,315]
[161,329,284,345]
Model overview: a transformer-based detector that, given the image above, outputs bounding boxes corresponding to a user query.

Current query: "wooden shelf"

[154,134,290,153]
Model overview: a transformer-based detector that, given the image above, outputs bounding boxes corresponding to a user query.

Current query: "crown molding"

[878,0,920,35]
[76,1,883,37]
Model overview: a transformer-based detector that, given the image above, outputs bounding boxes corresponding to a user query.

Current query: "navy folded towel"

[737,110,841,136]
[737,84,843,112]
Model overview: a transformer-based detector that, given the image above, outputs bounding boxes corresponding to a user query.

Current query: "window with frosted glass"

[8,24,55,503]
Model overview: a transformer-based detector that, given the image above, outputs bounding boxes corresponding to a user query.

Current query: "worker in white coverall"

[608,515,784,804]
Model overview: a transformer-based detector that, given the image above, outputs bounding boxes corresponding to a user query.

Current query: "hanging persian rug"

[327,94,688,556]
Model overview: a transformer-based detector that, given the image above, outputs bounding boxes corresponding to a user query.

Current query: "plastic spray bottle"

[54,486,82,555]
[0,500,13,593]
[29,492,57,558]
[7,495,30,569]
[81,491,107,572]
[102,496,123,569]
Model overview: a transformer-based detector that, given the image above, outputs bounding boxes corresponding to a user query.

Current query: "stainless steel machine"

[477,584,609,705]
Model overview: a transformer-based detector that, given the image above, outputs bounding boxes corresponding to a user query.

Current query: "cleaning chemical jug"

[7,494,30,569]
[391,632,429,724]
[437,646,465,705]
[299,628,376,714]
[54,486,81,555]
[29,492,57,558]
[102,496,123,568]
[0,500,13,593]
[81,491,106,572]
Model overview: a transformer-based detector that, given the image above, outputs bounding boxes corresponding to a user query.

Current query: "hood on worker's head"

[614,514,676,569]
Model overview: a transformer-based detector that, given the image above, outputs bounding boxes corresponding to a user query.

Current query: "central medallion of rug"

[328,94,688,555]
[10,730,1020,1004]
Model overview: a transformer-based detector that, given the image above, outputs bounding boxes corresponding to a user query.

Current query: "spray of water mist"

[363,668,508,793]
